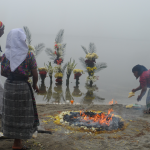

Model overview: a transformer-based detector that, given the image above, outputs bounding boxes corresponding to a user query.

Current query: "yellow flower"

[86,67,97,72]
[54,72,63,78]
[73,69,84,74]
[85,53,98,60]
[28,45,35,51]
[38,67,48,72]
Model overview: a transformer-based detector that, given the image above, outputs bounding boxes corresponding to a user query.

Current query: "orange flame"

[109,99,118,105]
[77,109,114,126]
[109,99,113,105]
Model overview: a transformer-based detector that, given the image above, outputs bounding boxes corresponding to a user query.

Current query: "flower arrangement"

[53,65,62,73]
[73,69,84,79]
[53,64,67,83]
[45,29,67,84]
[86,76,98,83]
[85,53,98,60]
[28,45,35,54]
[38,67,48,74]
[73,69,84,86]
[23,26,45,57]
[73,69,84,74]
[79,43,107,86]
[67,59,77,76]
[66,59,77,85]
[38,67,48,82]
[54,72,63,78]
[24,26,45,85]
[45,62,53,83]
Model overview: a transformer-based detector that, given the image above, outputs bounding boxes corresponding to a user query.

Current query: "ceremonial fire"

[54,108,125,133]
[77,108,114,126]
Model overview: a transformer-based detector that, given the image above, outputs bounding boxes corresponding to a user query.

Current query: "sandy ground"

[1,104,150,150]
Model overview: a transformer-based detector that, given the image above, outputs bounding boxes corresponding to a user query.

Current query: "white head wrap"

[5,28,28,72]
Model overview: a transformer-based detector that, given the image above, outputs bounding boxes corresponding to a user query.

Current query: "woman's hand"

[31,69,39,92]
[132,89,136,93]
[33,84,39,93]
[137,95,142,101]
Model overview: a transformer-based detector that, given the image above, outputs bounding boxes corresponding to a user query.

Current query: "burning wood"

[54,110,125,133]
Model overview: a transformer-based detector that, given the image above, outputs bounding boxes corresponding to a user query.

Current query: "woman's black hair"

[132,65,148,76]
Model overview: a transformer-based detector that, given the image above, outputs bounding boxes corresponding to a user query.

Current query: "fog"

[1,0,150,105]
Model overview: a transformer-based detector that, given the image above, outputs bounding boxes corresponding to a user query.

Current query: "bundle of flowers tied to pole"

[38,67,48,83]
[73,69,84,86]
[45,62,53,83]
[23,26,45,57]
[45,29,67,84]
[23,26,45,84]
[53,64,67,84]
[66,58,77,86]
[79,43,107,87]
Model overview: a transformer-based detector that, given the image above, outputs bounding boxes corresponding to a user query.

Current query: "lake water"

[1,34,149,105]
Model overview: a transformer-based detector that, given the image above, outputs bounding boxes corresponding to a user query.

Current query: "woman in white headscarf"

[1,28,39,150]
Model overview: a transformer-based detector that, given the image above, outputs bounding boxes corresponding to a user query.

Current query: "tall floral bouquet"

[24,26,45,84]
[79,43,107,86]
[45,62,53,83]
[38,67,48,83]
[73,69,84,86]
[23,26,45,57]
[66,59,77,85]
[45,29,67,84]
[53,64,67,84]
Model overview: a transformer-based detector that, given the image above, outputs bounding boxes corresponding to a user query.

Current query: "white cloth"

[5,28,28,72]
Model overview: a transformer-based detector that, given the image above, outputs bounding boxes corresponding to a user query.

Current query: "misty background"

[1,0,150,105]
